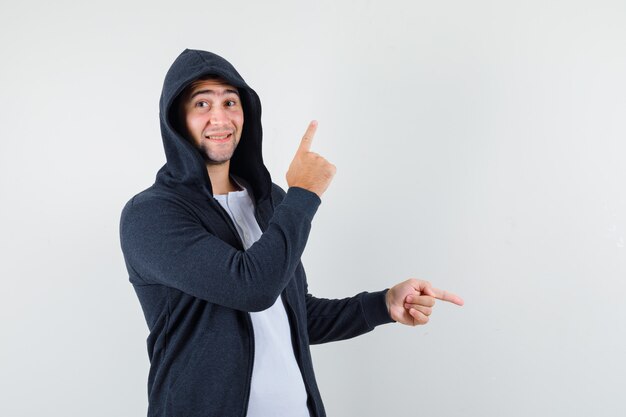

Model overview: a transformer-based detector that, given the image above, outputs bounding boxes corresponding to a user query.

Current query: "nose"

[208,106,228,126]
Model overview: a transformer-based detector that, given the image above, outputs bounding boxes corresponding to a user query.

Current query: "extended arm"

[306,290,393,345]
[305,278,463,343]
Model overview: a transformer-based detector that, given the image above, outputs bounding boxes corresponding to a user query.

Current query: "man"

[120,49,463,417]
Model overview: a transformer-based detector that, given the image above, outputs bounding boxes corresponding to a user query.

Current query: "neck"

[207,161,240,195]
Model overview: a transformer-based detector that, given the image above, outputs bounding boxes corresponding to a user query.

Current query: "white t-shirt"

[214,187,310,417]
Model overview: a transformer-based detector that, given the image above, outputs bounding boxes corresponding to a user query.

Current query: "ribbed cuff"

[362,289,395,328]
[284,187,322,220]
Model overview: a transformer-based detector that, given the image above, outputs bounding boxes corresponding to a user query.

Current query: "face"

[180,78,244,165]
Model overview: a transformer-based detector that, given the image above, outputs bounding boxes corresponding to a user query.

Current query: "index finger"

[297,120,318,154]
[427,287,464,306]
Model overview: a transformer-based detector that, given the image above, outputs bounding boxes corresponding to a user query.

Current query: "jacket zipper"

[208,191,285,416]
[206,195,256,417]
[241,313,255,417]
[282,293,319,417]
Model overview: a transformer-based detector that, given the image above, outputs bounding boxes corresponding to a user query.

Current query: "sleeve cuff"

[362,289,395,328]
[284,187,322,220]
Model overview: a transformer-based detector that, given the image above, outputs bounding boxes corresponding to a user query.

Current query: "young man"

[120,49,463,417]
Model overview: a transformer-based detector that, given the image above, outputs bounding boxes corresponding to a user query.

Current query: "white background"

[1,1,625,416]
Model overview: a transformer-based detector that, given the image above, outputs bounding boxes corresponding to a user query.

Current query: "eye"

[195,100,209,108]
[226,100,237,107]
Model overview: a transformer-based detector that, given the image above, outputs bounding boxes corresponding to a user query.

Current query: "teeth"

[206,134,229,140]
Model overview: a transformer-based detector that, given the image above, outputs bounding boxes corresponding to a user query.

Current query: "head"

[176,75,244,165]
[159,49,270,198]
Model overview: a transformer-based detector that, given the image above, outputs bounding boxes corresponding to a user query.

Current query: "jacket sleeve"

[305,289,395,345]
[119,186,320,312]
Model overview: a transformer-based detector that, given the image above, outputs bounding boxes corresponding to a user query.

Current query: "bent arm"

[120,187,320,312]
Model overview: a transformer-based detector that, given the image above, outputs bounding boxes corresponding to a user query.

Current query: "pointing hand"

[286,121,336,198]
[386,278,464,326]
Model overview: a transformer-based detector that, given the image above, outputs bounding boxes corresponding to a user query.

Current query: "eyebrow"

[189,88,240,100]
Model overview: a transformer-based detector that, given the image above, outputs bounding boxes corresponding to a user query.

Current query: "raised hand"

[385,278,464,326]
[286,121,336,197]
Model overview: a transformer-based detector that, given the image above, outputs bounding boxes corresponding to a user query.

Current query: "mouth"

[204,132,233,143]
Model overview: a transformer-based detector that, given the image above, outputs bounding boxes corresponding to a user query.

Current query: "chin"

[197,143,229,161]
[204,150,236,164]
[205,157,232,165]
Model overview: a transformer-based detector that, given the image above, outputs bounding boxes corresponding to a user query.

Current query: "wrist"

[385,289,391,316]
[361,290,395,327]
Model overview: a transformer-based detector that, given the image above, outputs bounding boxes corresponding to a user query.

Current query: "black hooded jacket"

[119,49,393,417]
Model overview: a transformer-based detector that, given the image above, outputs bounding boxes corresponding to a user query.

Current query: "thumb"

[422,286,436,297]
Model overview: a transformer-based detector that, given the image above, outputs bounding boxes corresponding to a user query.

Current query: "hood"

[155,49,271,201]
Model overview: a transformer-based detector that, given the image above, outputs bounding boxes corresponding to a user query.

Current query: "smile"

[204,133,233,142]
